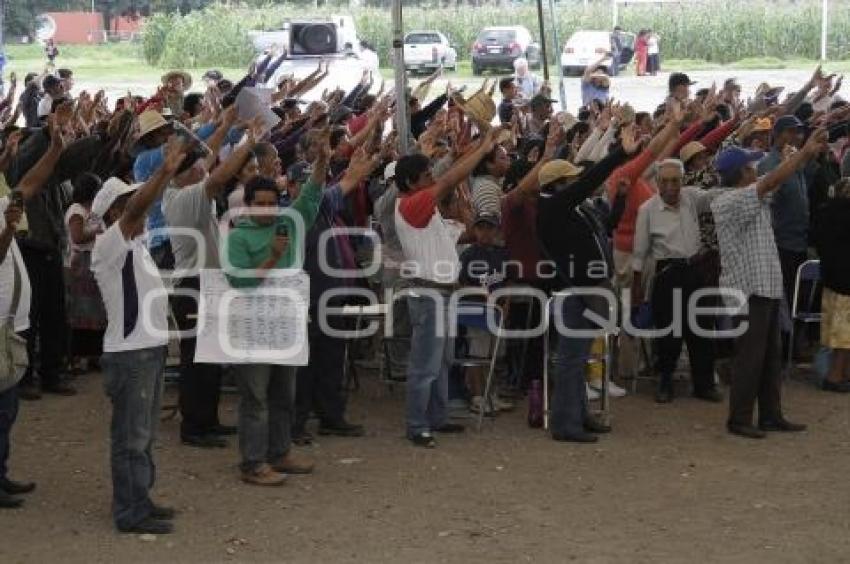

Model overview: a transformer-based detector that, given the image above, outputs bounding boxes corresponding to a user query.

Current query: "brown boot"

[241,463,287,486]
[270,451,315,475]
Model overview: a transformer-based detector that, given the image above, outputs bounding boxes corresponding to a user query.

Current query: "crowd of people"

[0,48,849,539]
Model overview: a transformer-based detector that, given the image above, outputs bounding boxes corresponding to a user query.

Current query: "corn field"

[143,1,850,68]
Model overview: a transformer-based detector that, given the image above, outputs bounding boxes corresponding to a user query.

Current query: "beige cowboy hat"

[132,110,174,153]
[161,70,193,90]
[452,79,497,131]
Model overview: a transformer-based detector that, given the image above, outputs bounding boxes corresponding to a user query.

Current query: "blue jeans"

[101,346,166,530]
[550,295,597,437]
[406,294,454,436]
[236,364,296,472]
[0,385,18,480]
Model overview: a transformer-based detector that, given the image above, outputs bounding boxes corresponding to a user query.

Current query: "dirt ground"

[0,367,849,564]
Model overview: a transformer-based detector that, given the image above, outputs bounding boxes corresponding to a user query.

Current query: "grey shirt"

[758,149,810,253]
[162,180,221,276]
[374,184,404,267]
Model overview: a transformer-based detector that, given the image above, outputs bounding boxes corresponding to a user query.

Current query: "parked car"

[471,26,541,75]
[403,31,457,74]
[560,30,634,76]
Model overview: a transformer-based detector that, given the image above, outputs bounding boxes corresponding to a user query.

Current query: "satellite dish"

[36,14,57,43]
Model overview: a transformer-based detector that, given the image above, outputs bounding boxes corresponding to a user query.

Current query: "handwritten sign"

[194,269,309,366]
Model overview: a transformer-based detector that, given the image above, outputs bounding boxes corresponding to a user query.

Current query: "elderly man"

[513,57,542,100]
[631,159,723,404]
[711,130,827,439]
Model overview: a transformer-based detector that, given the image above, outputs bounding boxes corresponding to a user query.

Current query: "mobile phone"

[276,223,288,237]
[10,189,23,209]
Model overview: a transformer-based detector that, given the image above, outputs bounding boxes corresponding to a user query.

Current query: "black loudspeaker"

[291,23,337,55]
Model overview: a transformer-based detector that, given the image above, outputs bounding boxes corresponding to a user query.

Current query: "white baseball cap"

[92,177,140,219]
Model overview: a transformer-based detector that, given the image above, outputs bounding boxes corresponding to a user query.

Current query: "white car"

[403,31,457,74]
[561,30,634,76]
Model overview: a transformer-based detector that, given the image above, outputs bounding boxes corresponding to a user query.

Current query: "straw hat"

[679,141,707,164]
[751,117,773,132]
[161,70,193,90]
[137,110,171,140]
[538,159,584,187]
[452,79,497,130]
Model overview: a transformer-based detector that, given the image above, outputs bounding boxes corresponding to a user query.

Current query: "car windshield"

[478,30,515,43]
[406,33,441,44]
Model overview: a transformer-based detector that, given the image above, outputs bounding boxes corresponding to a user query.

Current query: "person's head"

[162,71,191,94]
[566,121,591,151]
[395,153,434,194]
[668,72,695,102]
[357,94,377,115]
[71,172,102,206]
[243,176,280,226]
[679,141,709,173]
[473,145,511,179]
[499,77,517,100]
[202,70,223,88]
[57,68,73,92]
[136,110,173,150]
[473,214,501,246]
[237,154,260,186]
[538,159,584,191]
[772,115,804,150]
[513,57,529,76]
[183,93,205,118]
[614,25,623,32]
[656,159,685,206]
[254,142,282,179]
[715,146,763,187]
[217,79,233,95]
[634,112,652,137]
[92,178,138,230]
[530,94,554,121]
[408,93,421,114]
[42,75,62,97]
[723,78,741,102]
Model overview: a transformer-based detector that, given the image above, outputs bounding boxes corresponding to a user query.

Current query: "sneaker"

[118,517,174,535]
[270,451,315,475]
[409,433,436,448]
[608,381,627,398]
[318,421,365,437]
[241,463,287,486]
[585,383,600,401]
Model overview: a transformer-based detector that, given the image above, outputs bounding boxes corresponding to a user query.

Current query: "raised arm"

[119,137,187,239]
[756,127,827,198]
[431,127,500,201]
[204,119,262,198]
[18,115,66,201]
[200,105,238,169]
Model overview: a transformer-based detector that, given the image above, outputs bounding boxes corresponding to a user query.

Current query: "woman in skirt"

[64,173,107,373]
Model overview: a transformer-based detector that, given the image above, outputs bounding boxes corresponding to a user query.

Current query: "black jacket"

[536,148,630,289]
[814,198,850,295]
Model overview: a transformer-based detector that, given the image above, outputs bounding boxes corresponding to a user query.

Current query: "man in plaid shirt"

[711,129,827,439]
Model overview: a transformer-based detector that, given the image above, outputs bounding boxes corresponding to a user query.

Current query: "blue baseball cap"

[714,146,764,177]
[772,115,804,136]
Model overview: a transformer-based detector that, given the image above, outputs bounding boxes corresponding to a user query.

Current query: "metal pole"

[547,0,566,110]
[535,0,549,81]
[391,0,410,155]
[820,0,828,61]
[612,0,618,28]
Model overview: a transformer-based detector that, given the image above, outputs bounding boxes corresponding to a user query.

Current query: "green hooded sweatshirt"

[223,178,323,288]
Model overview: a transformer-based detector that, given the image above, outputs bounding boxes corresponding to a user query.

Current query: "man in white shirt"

[36,75,64,121]
[631,159,723,404]
[513,57,541,100]
[0,193,36,509]
[91,137,188,534]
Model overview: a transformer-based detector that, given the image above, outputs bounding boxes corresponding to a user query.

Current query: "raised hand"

[620,122,640,155]
[161,135,189,175]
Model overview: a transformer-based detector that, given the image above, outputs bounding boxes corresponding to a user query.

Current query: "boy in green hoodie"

[222,130,328,486]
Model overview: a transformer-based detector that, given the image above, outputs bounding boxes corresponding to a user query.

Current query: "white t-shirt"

[91,223,169,353]
[0,197,32,332]
[37,94,53,118]
[162,180,221,276]
[64,203,100,265]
